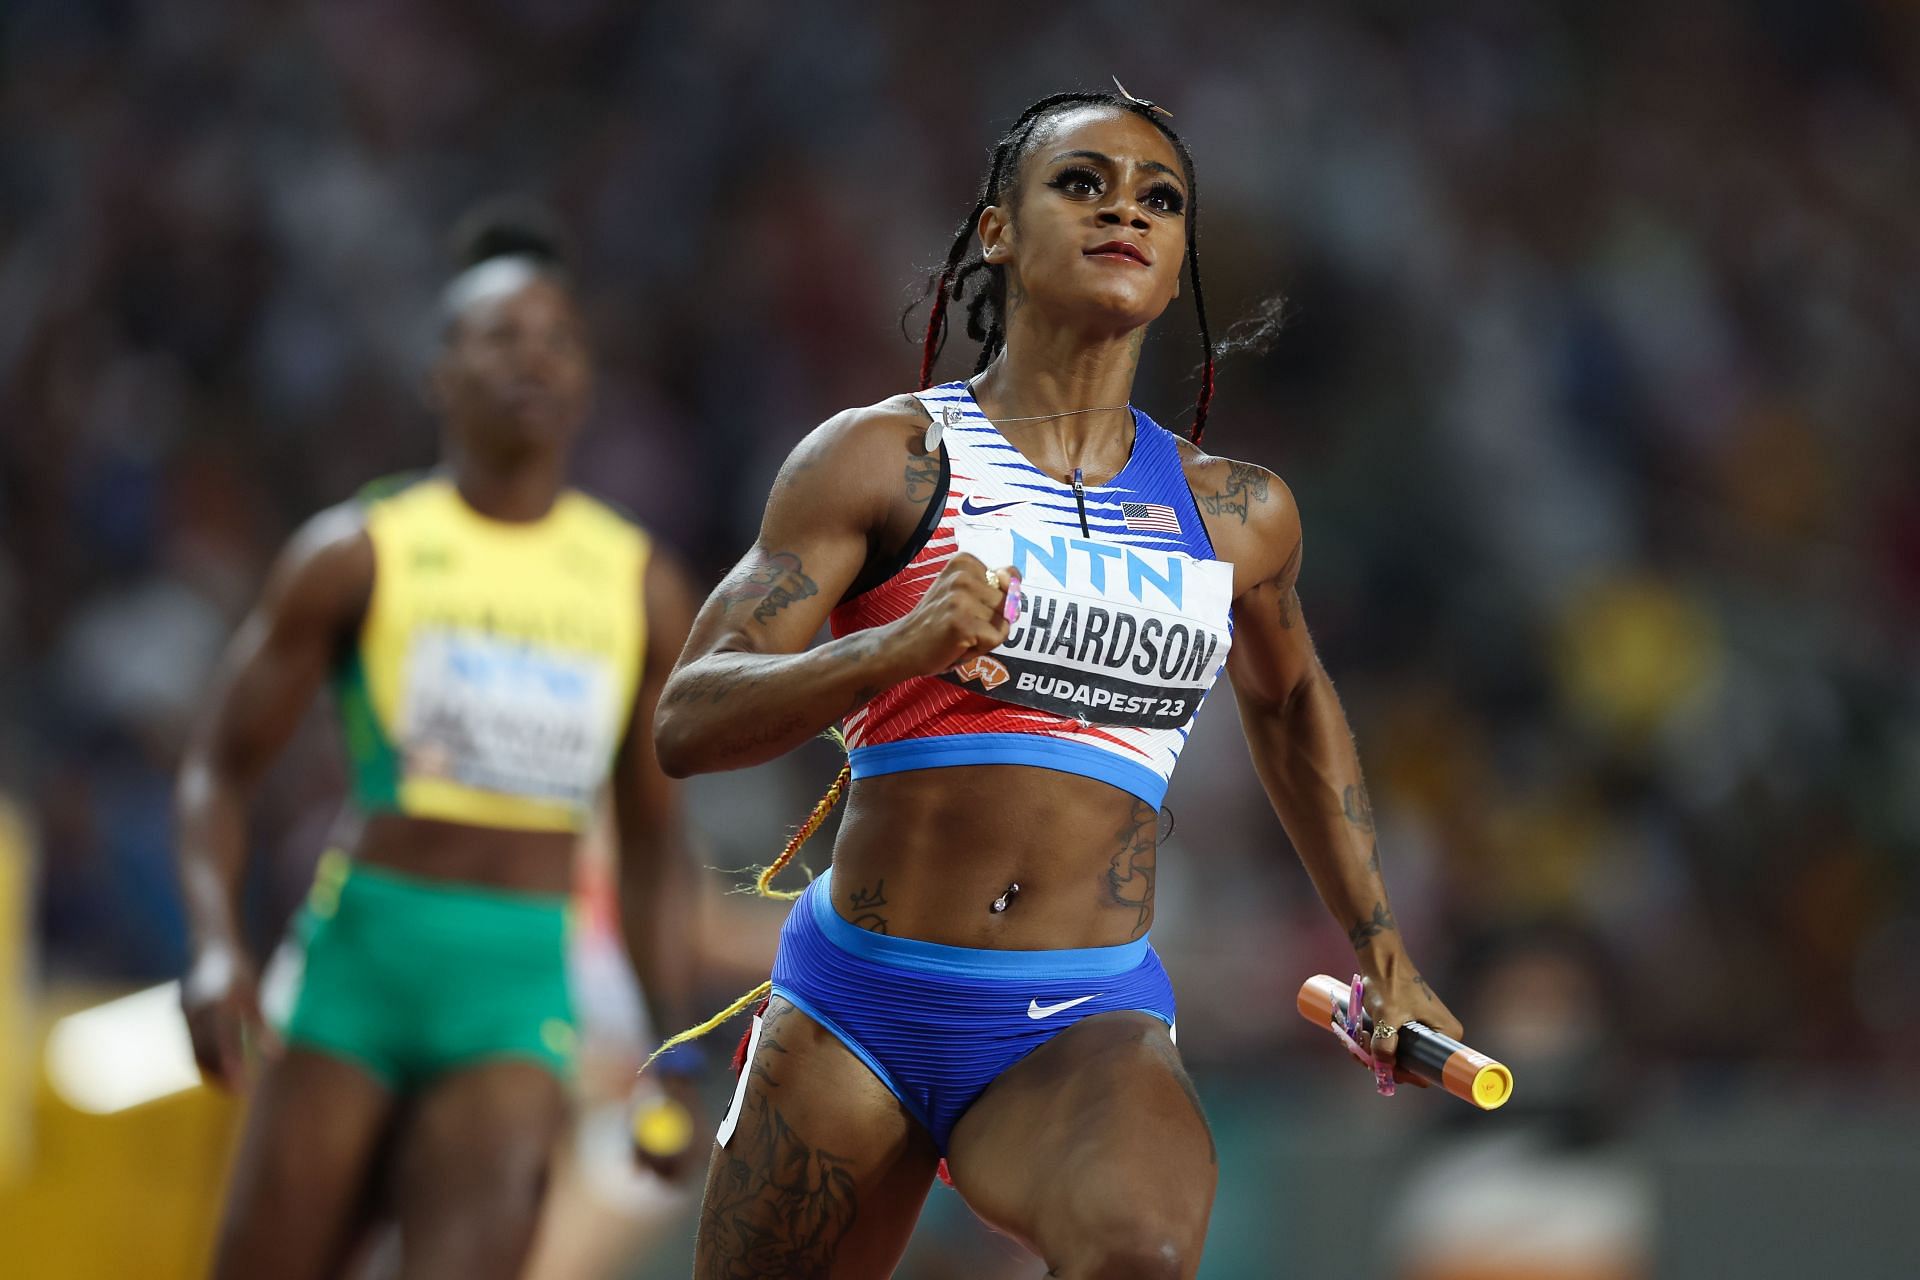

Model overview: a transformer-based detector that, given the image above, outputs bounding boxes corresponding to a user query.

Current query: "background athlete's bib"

[399,629,619,806]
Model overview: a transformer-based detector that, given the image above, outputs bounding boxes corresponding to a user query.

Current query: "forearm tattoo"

[663,667,735,707]
[1197,461,1270,524]
[1342,780,1374,833]
[1103,799,1159,939]
[1345,779,1383,875]
[1347,900,1398,952]
[708,712,807,765]
[715,550,819,625]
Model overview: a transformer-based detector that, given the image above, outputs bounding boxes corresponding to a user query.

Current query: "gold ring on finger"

[985,568,1001,592]
[1371,1022,1396,1041]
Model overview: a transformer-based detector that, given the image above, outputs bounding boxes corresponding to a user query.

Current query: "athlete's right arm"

[175,504,374,1089]
[654,402,1016,777]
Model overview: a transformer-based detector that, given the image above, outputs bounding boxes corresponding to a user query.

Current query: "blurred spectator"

[1386,923,1653,1280]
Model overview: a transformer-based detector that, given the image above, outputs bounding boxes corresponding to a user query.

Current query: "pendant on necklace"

[925,405,957,454]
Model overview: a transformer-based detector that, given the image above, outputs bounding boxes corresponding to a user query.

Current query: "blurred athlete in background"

[174,205,704,1280]
[654,87,1465,1277]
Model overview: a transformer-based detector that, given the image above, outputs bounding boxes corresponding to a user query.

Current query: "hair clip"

[1112,75,1173,119]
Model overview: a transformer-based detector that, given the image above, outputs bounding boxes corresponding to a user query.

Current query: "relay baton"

[1296,973,1513,1110]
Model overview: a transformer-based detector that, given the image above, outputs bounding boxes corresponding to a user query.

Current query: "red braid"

[919,272,952,391]
[1192,354,1216,446]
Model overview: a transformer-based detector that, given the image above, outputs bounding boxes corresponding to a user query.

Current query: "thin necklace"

[987,403,1131,424]
[926,391,1132,452]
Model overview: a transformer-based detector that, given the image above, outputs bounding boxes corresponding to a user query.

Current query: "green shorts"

[280,853,578,1090]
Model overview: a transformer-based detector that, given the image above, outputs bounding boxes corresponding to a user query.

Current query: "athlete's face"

[981,107,1189,336]
[434,269,592,460]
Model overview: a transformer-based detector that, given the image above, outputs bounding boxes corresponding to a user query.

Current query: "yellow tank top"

[333,473,649,833]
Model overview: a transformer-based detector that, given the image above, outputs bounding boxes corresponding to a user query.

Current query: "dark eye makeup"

[1144,182,1185,214]
[1045,165,1186,215]
[1048,165,1104,196]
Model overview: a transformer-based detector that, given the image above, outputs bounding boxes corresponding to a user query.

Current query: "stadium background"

[1,0,1916,1276]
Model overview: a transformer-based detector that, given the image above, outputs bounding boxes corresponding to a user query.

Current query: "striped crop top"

[829,382,1235,809]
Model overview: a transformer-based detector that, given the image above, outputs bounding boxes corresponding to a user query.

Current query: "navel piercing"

[990,883,1021,913]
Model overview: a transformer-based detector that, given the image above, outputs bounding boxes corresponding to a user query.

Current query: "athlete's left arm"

[611,544,703,1067]
[1201,455,1464,1075]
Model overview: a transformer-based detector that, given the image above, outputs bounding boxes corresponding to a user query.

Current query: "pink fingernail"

[1003,578,1022,622]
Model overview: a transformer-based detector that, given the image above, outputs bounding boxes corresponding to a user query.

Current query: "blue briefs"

[769,869,1176,1153]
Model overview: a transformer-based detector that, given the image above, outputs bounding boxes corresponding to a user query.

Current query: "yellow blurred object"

[0,987,239,1279]
[1554,573,1721,746]
[0,796,28,1185]
[631,1095,694,1158]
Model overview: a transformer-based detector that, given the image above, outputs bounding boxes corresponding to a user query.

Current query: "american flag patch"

[1121,501,1182,533]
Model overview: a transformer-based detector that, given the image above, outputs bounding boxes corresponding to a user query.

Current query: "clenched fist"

[878,553,1021,678]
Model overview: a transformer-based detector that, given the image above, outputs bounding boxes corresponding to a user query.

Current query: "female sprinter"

[175,210,704,1280]
[655,88,1464,1277]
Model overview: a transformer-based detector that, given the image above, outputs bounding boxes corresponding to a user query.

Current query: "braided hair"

[913,89,1239,443]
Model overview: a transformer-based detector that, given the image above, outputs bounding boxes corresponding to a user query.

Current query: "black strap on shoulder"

[840,443,950,603]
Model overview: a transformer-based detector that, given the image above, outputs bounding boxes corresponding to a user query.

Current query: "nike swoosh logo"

[1027,993,1102,1020]
[960,497,1026,517]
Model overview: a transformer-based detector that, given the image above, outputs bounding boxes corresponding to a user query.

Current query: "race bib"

[940,524,1234,730]
[399,629,619,804]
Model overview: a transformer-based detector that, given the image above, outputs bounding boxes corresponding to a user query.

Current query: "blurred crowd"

[3,0,1917,1116]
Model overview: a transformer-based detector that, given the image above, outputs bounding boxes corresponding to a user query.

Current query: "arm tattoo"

[1347,900,1398,952]
[663,666,739,707]
[1343,780,1375,833]
[836,630,889,717]
[846,880,890,934]
[698,1017,858,1278]
[1103,799,1158,939]
[707,712,807,765]
[714,551,819,625]
[1366,841,1381,875]
[1197,461,1271,524]
[1413,972,1434,1000]
[904,433,940,505]
[1278,586,1300,630]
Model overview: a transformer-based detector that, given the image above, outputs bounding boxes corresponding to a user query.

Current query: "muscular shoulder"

[783,393,930,474]
[287,501,374,574]
[266,501,375,629]
[767,392,938,535]
[1175,438,1301,586]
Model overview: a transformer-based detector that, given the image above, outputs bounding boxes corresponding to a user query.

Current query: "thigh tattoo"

[697,1020,861,1278]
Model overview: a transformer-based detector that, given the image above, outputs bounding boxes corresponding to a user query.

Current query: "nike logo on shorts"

[960,496,1026,517]
[1027,993,1102,1020]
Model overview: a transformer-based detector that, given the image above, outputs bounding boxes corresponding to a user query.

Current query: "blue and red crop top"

[829,382,1236,809]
